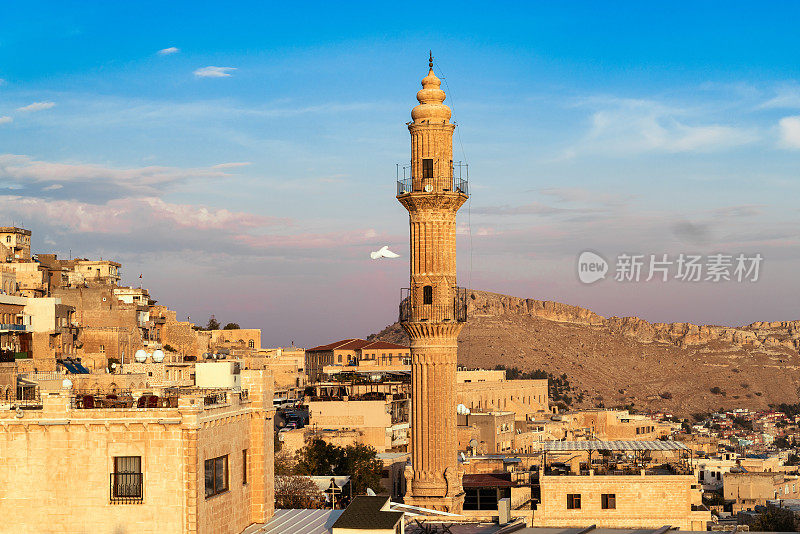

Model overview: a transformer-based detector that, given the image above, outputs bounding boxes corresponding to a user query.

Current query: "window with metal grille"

[423,285,433,305]
[205,455,229,498]
[111,456,143,503]
[422,159,433,179]
[567,493,581,509]
[601,493,616,509]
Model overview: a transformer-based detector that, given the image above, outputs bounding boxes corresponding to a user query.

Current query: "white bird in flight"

[370,245,400,260]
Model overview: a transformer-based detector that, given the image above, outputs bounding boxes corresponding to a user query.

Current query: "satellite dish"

[152,349,165,363]
[366,488,376,496]
[424,184,433,193]
[469,438,478,449]
[456,403,470,415]
[62,378,73,389]
[134,349,147,363]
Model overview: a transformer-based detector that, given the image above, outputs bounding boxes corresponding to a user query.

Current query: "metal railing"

[395,162,469,197]
[399,286,467,323]
[204,392,228,406]
[0,324,28,332]
[110,472,143,504]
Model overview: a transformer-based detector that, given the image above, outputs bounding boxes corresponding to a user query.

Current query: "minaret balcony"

[395,162,469,197]
[399,286,467,324]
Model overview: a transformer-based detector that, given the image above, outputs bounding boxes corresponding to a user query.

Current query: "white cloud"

[157,47,180,55]
[565,98,757,157]
[0,116,11,125]
[193,66,236,78]
[778,116,800,149]
[0,154,237,199]
[0,196,283,234]
[211,162,251,169]
[759,86,800,110]
[17,101,56,113]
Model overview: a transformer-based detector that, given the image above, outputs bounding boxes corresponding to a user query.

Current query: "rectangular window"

[205,455,229,498]
[422,158,434,179]
[99,344,105,353]
[567,494,581,509]
[242,449,248,485]
[601,493,616,509]
[111,456,143,503]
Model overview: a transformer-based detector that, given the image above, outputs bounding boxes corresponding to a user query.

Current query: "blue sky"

[1,2,799,346]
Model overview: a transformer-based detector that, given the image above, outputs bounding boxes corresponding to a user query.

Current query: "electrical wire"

[434,58,474,364]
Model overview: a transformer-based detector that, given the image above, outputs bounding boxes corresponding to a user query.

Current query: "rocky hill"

[368,290,800,416]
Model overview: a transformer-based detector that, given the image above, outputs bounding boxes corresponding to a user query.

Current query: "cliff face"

[369,290,800,415]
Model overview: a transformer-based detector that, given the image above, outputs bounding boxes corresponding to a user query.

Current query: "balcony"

[399,286,467,324]
[0,323,29,333]
[110,472,143,504]
[395,162,469,197]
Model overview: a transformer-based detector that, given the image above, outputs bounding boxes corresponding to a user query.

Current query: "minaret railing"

[395,162,469,196]
[399,286,467,324]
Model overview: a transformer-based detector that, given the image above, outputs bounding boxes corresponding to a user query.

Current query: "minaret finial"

[429,51,433,69]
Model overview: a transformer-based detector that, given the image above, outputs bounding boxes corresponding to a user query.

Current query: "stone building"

[564,410,671,441]
[0,265,18,295]
[533,471,710,530]
[305,338,410,381]
[457,378,549,422]
[0,226,31,260]
[210,328,261,351]
[303,394,410,453]
[458,411,516,454]
[0,368,275,534]
[70,259,122,286]
[724,471,800,512]
[396,53,469,512]
[3,260,50,297]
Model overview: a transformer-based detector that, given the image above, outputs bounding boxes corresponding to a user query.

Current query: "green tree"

[752,505,799,532]
[295,439,342,476]
[294,439,383,495]
[223,322,241,330]
[341,443,383,495]
[205,315,220,331]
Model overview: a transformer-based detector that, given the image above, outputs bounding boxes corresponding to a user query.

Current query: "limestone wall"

[535,473,709,530]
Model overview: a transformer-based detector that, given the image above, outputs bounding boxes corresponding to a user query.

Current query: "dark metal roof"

[331,496,403,530]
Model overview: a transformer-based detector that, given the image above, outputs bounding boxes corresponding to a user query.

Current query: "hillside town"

[4,55,800,534]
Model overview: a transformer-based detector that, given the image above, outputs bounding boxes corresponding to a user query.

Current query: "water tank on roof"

[152,349,165,363]
[134,349,147,363]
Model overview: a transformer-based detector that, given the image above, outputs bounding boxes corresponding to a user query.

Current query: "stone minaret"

[397,53,468,513]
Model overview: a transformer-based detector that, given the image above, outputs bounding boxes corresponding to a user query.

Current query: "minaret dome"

[411,53,451,123]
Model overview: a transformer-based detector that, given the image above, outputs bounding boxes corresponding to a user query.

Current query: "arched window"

[423,285,433,305]
[248,340,254,349]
